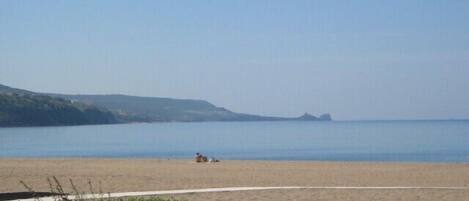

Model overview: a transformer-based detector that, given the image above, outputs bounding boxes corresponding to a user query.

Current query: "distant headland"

[0,84,331,127]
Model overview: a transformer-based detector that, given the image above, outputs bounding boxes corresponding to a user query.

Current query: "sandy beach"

[1,158,468,200]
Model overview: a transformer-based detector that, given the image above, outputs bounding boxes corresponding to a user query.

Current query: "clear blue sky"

[1,0,469,120]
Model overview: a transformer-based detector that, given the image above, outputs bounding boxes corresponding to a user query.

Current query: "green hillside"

[0,84,331,126]
[0,93,116,127]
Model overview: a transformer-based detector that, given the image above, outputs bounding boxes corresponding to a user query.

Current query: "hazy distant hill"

[50,94,281,122]
[0,84,37,95]
[0,84,331,126]
[50,94,240,122]
[52,94,332,122]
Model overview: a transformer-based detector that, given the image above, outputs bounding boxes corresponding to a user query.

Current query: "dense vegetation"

[0,93,116,127]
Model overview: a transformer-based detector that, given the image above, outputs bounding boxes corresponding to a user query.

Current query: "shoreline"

[1,119,469,128]
[1,157,467,164]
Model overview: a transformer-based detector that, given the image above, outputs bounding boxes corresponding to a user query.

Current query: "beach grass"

[18,177,185,201]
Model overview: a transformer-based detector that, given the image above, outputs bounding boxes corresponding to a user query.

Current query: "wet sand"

[1,158,468,200]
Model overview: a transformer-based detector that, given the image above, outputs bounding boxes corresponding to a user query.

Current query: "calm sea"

[1,121,468,162]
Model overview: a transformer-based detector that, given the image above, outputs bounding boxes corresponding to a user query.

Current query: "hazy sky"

[1,1,469,120]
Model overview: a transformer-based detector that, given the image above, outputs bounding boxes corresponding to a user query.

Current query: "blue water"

[1,121,469,162]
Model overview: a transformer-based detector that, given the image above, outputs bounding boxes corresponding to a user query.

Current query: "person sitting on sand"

[195,152,210,163]
[195,152,203,163]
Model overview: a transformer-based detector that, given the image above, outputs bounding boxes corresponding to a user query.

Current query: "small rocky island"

[298,113,332,121]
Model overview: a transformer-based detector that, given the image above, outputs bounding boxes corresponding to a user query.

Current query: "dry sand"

[1,158,468,201]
